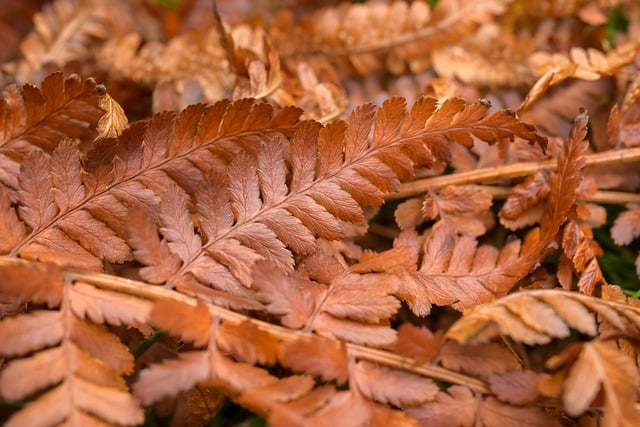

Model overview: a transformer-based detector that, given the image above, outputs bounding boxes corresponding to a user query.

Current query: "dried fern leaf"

[407,384,562,427]
[521,42,640,111]
[133,351,211,405]
[0,72,103,188]
[402,219,527,312]
[394,324,443,365]
[136,96,543,303]
[353,361,439,407]
[133,322,284,406]
[280,336,349,384]
[438,340,522,378]
[5,97,300,271]
[499,171,551,222]
[402,110,587,314]
[218,320,281,366]
[445,289,640,345]
[489,370,543,405]
[252,246,408,347]
[3,0,111,85]
[0,0,41,64]
[561,219,606,294]
[13,140,140,269]
[234,375,316,419]
[562,341,640,424]
[0,262,146,426]
[405,385,477,427]
[275,0,513,75]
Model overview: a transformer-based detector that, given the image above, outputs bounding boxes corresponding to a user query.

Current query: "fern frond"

[0,72,103,191]
[275,0,513,75]
[4,99,300,270]
[551,340,640,424]
[128,97,544,303]
[252,247,406,347]
[402,110,588,314]
[446,288,640,345]
[4,0,110,85]
[407,386,562,427]
[0,262,147,426]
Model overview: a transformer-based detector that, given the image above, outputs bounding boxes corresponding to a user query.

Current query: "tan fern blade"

[274,0,513,75]
[140,96,544,305]
[1,0,111,85]
[252,246,407,347]
[0,262,149,426]
[134,308,312,414]
[406,384,562,427]
[444,290,640,423]
[560,340,640,426]
[0,72,103,193]
[0,255,489,419]
[131,283,467,425]
[401,111,587,314]
[2,98,300,271]
[445,289,640,345]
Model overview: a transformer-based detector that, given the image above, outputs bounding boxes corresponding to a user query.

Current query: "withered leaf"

[149,299,211,347]
[563,341,640,425]
[280,336,349,384]
[489,370,543,405]
[353,361,439,406]
[439,341,521,378]
[394,323,443,365]
[218,320,280,365]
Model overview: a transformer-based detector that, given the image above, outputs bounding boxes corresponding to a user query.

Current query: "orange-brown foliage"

[2,0,640,426]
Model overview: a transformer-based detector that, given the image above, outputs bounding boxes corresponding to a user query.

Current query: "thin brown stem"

[388,147,640,201]
[465,185,640,205]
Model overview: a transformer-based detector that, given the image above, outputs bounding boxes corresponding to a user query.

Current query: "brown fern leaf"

[134,97,543,303]
[499,171,551,222]
[5,98,300,271]
[279,336,349,384]
[353,360,438,407]
[133,316,298,407]
[252,247,408,347]
[399,184,496,235]
[540,110,589,242]
[0,187,26,255]
[421,185,494,236]
[4,0,110,85]
[402,110,587,314]
[439,340,522,378]
[235,375,317,420]
[98,29,232,105]
[407,385,562,427]
[402,220,527,312]
[543,340,640,425]
[0,262,148,426]
[141,297,351,421]
[489,370,543,405]
[293,396,399,427]
[611,204,640,276]
[0,0,41,64]
[394,324,443,365]
[149,298,211,347]
[446,289,640,345]
[0,72,103,191]
[522,42,640,111]
[250,379,416,427]
[11,140,147,270]
[274,0,513,75]
[561,219,606,295]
